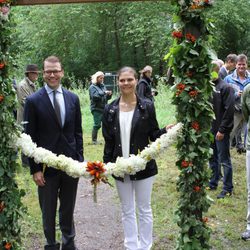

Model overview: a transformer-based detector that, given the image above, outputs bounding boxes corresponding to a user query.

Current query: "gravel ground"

[74,178,123,250]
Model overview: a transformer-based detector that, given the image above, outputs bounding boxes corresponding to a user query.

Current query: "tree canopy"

[11,1,250,86]
[12,2,175,85]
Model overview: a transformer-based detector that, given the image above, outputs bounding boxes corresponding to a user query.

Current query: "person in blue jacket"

[224,54,250,153]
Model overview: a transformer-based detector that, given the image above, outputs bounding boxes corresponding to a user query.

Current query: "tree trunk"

[133,46,139,70]
[113,9,122,68]
[143,38,150,65]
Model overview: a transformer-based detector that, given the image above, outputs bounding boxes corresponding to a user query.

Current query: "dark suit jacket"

[102,95,166,181]
[219,66,228,80]
[24,86,84,176]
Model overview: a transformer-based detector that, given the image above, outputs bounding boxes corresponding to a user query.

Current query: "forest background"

[10,0,250,86]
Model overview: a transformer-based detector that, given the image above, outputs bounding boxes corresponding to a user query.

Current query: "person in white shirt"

[102,66,172,250]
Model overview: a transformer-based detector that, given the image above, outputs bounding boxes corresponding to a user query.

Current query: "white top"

[119,110,135,159]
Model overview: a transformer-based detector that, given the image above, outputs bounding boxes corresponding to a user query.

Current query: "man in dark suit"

[208,61,235,199]
[24,56,83,250]
[219,54,237,80]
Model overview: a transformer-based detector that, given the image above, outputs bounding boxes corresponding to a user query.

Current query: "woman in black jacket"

[136,65,157,102]
[102,66,171,250]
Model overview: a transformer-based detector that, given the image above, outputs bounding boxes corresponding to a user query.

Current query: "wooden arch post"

[0,0,213,249]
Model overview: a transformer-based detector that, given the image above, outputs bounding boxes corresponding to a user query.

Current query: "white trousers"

[116,176,155,250]
[246,151,250,230]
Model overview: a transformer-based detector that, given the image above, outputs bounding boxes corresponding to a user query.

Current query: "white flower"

[13,123,182,179]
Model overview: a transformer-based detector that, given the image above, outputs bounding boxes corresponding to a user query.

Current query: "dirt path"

[74,178,123,250]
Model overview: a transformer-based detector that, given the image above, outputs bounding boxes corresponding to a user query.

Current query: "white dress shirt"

[45,84,66,126]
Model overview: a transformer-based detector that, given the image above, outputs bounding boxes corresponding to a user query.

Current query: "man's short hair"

[225,54,237,63]
[43,56,62,70]
[236,54,248,63]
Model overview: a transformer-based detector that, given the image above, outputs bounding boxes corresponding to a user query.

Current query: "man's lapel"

[62,88,70,127]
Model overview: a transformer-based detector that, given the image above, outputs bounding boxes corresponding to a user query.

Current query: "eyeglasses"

[44,70,62,75]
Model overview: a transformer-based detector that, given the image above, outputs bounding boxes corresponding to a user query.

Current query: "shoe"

[237,147,246,154]
[92,141,102,145]
[242,230,250,241]
[217,190,232,199]
[206,185,217,191]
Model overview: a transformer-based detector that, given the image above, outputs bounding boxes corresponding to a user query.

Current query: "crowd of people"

[207,54,250,241]
[14,53,250,249]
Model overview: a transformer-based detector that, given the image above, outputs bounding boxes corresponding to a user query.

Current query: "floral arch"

[0,0,213,249]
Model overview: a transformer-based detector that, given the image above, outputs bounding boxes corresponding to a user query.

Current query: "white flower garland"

[14,123,182,178]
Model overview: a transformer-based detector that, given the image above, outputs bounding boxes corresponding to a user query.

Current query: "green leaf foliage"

[168,0,214,249]
[0,2,25,249]
[11,2,175,84]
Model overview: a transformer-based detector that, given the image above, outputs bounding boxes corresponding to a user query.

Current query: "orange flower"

[4,242,12,250]
[202,217,209,223]
[191,121,200,131]
[193,186,201,192]
[177,83,185,91]
[186,33,196,43]
[86,161,106,183]
[0,95,4,103]
[0,0,7,3]
[86,161,111,202]
[189,90,198,98]
[176,83,186,96]
[181,160,189,168]
[0,201,5,212]
[186,71,193,77]
[0,62,5,69]
[176,90,181,97]
[190,4,198,9]
[172,30,183,39]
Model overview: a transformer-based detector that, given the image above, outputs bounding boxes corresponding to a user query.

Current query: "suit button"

[114,127,116,130]
[131,143,134,146]
[119,144,121,147]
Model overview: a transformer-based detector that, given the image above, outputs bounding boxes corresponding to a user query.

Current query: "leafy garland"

[0,1,25,250]
[166,0,214,249]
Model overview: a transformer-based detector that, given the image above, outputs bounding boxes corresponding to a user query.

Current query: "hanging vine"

[167,0,214,249]
[0,1,25,249]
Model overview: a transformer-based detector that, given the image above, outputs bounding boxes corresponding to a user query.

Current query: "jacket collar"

[108,94,147,113]
[231,69,250,82]
[25,77,36,88]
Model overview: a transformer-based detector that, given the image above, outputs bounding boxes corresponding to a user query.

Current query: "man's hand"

[33,171,46,186]
[105,90,112,96]
[215,131,224,141]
